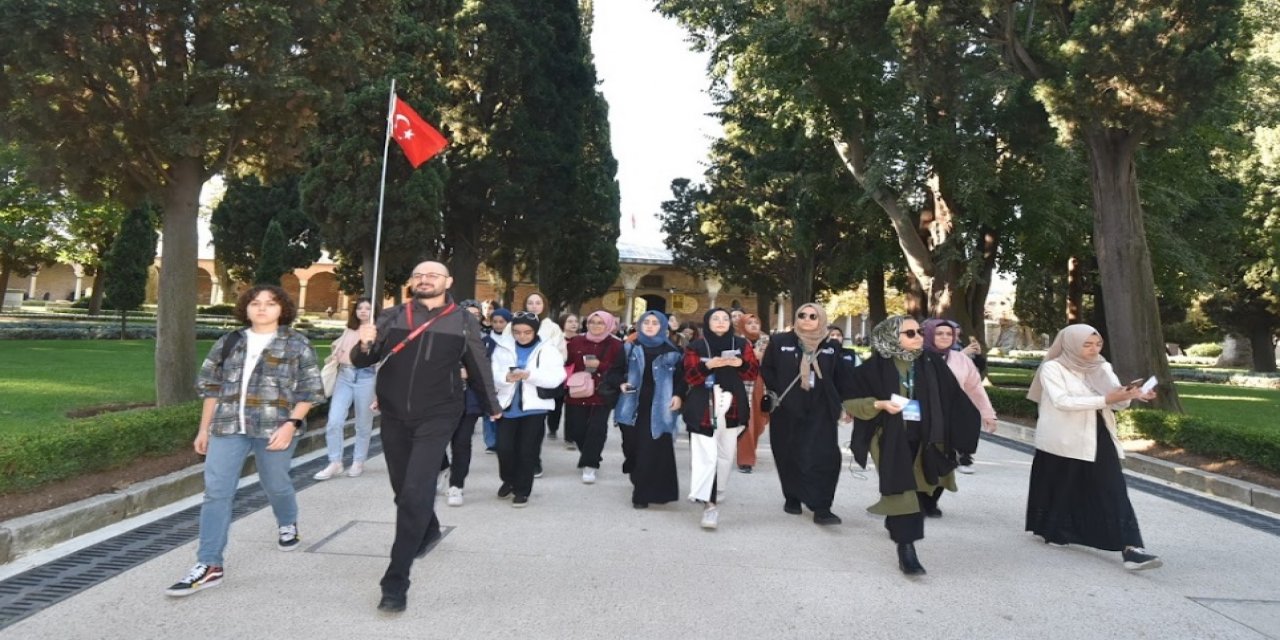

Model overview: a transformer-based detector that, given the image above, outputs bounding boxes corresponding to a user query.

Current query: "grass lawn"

[986,366,1279,431]
[0,340,331,437]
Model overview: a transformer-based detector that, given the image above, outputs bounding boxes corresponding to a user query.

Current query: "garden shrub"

[0,403,202,494]
[1186,342,1223,358]
[1117,409,1280,474]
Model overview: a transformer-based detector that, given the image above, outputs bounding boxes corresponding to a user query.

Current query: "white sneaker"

[700,507,719,530]
[957,464,975,475]
[447,486,464,507]
[346,462,364,478]
[582,468,597,484]
[313,461,344,481]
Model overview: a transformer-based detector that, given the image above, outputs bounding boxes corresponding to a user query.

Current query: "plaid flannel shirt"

[196,327,325,437]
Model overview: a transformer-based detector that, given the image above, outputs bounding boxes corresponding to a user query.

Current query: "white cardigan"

[1033,360,1132,462]
[490,333,567,414]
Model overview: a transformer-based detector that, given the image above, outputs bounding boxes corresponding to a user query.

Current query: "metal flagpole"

[372,78,396,304]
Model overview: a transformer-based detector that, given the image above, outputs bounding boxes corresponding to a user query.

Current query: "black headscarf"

[699,308,739,356]
[683,307,750,432]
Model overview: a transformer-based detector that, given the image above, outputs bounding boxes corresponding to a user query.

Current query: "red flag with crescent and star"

[390,96,448,168]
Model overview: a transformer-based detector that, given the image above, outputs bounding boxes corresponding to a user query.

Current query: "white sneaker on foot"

[447,486,464,507]
[346,462,364,477]
[165,563,223,597]
[701,507,719,530]
[582,468,597,484]
[313,461,344,481]
[957,464,975,474]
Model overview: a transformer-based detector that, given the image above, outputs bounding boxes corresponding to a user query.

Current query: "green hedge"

[0,402,202,494]
[983,385,1280,474]
[1117,409,1280,474]
[1186,342,1223,358]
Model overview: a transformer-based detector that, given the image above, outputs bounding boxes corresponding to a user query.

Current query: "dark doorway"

[639,293,667,317]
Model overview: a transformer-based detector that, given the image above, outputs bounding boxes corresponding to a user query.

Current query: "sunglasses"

[513,311,539,320]
[797,312,819,320]
[900,329,921,338]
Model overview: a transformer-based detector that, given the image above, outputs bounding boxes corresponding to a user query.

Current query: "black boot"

[897,543,926,576]
[377,591,407,613]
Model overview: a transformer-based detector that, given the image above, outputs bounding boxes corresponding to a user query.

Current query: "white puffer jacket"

[490,332,567,414]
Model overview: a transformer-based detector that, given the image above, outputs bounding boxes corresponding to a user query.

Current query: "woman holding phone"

[614,310,686,508]
[1025,324,1162,570]
[565,310,624,483]
[682,307,759,529]
[489,314,567,507]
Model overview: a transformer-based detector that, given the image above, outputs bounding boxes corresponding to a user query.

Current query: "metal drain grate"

[985,433,1280,536]
[0,436,384,630]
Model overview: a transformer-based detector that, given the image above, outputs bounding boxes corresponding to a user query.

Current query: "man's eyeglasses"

[513,311,539,320]
[410,272,449,281]
[796,312,819,320]
[900,329,921,338]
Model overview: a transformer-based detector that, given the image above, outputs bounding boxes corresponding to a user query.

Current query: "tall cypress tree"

[102,205,157,338]
[253,220,289,286]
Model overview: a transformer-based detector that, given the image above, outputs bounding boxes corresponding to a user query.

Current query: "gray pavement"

[4,422,1280,639]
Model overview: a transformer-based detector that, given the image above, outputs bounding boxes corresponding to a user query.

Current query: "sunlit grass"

[986,366,1279,431]
[0,339,331,436]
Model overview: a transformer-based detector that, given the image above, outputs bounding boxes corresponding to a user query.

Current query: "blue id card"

[902,399,922,422]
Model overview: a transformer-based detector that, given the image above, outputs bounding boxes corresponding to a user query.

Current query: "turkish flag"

[390,96,448,168]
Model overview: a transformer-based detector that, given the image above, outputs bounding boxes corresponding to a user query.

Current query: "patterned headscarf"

[1028,324,1115,402]
[922,318,961,358]
[870,315,923,362]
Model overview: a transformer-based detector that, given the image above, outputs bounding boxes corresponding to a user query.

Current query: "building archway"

[196,268,214,305]
[305,271,340,313]
[638,294,667,323]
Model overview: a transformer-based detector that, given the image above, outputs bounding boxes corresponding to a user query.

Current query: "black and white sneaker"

[278,523,301,551]
[165,563,223,597]
[1122,547,1163,570]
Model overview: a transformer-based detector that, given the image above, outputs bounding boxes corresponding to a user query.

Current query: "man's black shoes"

[377,592,407,613]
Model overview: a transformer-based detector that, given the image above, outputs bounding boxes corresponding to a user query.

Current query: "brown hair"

[234,284,297,327]
[346,297,373,330]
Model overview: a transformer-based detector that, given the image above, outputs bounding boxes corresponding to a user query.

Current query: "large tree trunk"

[155,157,202,406]
[0,265,11,301]
[88,270,106,316]
[1248,328,1277,373]
[1084,128,1182,412]
[1066,256,1084,323]
[755,289,773,333]
[866,260,887,328]
[449,233,479,303]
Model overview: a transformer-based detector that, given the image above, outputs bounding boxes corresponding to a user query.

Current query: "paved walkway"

[3,423,1280,639]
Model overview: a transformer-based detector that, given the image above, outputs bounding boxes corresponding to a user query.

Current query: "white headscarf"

[1027,324,1116,403]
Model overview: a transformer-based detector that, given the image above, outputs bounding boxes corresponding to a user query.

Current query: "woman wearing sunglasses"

[681,307,760,529]
[845,315,980,576]
[759,304,858,525]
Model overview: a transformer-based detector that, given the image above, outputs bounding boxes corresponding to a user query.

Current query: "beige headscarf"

[1027,324,1115,403]
[794,303,829,390]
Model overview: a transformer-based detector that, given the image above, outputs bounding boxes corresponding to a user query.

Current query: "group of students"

[164,271,1163,610]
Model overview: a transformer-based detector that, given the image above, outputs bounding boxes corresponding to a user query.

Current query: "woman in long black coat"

[845,315,979,576]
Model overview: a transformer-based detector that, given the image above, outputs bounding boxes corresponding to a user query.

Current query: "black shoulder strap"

[221,330,243,366]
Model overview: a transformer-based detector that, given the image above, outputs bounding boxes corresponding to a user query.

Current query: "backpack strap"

[220,330,244,368]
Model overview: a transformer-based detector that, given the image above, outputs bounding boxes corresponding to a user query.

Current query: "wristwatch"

[283,418,305,430]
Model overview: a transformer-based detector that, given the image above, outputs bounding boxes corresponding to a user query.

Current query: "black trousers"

[768,407,841,512]
[380,413,455,594]
[440,413,480,489]
[564,404,610,469]
[886,513,925,544]
[547,397,565,436]
[497,414,546,497]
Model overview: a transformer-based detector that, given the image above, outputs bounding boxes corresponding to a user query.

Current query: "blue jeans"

[197,433,299,566]
[483,416,498,450]
[325,366,376,463]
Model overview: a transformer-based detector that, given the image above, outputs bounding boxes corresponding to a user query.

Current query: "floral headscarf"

[870,315,923,362]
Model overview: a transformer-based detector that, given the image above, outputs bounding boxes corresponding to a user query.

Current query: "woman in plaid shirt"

[165,284,324,597]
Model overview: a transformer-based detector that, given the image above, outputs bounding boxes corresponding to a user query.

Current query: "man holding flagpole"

[354,88,490,613]
[352,261,501,613]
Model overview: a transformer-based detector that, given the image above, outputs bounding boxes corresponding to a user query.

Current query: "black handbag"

[537,384,566,400]
[760,372,803,413]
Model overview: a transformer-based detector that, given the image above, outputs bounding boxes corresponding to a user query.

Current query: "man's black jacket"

[351,297,499,421]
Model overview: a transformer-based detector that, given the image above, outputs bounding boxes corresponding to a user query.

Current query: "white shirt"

[238,329,276,433]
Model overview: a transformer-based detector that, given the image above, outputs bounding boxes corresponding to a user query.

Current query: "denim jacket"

[196,327,325,438]
[614,342,685,438]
